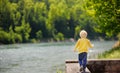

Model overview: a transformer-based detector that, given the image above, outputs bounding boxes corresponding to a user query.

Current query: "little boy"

[74,30,94,72]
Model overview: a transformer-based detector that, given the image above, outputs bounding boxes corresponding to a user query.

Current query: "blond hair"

[79,30,87,38]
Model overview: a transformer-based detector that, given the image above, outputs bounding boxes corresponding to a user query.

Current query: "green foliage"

[54,32,64,41]
[56,69,63,73]
[15,19,31,42]
[36,30,43,40]
[0,28,22,44]
[30,39,37,43]
[0,30,11,44]
[117,33,120,40]
[9,2,20,25]
[9,26,22,43]
[14,33,22,43]
[0,0,118,44]
[9,26,16,43]
[84,0,120,36]
[0,0,11,31]
[74,26,81,39]
[98,47,120,59]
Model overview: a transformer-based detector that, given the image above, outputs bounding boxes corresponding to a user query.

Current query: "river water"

[0,41,115,73]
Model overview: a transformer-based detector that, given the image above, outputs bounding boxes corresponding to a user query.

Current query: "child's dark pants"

[78,52,87,69]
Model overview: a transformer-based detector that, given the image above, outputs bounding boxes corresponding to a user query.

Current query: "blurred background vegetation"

[98,47,120,59]
[0,0,120,44]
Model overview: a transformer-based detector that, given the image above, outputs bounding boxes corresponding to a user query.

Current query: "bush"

[36,30,43,40]
[0,29,22,44]
[0,30,11,44]
[29,39,37,43]
[54,32,64,41]
[14,33,22,43]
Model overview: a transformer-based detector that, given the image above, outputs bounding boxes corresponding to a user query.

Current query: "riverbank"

[98,41,120,59]
[98,47,120,59]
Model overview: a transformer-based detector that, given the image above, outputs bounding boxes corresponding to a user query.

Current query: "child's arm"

[88,40,94,48]
[74,39,80,52]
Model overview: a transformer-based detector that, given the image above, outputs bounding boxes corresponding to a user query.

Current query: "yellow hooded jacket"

[74,38,93,53]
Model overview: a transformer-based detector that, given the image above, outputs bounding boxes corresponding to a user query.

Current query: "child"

[74,30,94,72]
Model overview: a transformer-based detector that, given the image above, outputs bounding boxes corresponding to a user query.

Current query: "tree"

[15,19,31,42]
[0,0,11,31]
[29,1,47,38]
[1,0,113,44]
[83,0,120,37]
[9,2,21,31]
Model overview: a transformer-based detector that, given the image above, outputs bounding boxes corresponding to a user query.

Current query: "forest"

[0,0,120,44]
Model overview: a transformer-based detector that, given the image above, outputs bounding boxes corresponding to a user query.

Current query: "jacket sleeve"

[88,40,93,48]
[74,39,80,51]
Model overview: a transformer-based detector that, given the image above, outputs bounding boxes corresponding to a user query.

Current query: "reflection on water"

[0,41,115,73]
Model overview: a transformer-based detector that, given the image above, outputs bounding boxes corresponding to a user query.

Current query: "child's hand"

[92,44,94,47]
[73,49,77,52]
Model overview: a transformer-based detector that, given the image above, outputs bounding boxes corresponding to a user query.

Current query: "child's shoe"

[79,66,83,72]
[83,68,86,72]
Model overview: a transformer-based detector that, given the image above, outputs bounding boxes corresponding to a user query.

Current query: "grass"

[56,69,64,73]
[98,47,120,59]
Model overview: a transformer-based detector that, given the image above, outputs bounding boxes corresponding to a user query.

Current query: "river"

[0,41,115,73]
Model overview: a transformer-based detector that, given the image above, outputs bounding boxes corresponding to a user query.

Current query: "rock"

[112,41,120,48]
